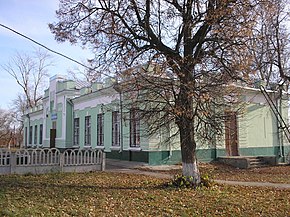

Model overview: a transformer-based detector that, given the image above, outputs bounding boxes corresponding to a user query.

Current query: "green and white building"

[23,75,290,165]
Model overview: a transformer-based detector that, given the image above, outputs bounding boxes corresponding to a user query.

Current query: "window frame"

[97,113,104,147]
[29,126,33,145]
[84,116,91,147]
[130,108,140,148]
[24,127,28,147]
[34,125,38,145]
[73,118,80,147]
[39,124,43,145]
[112,111,120,147]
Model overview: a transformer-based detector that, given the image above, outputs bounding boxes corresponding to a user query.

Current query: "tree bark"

[176,80,201,185]
[179,121,200,184]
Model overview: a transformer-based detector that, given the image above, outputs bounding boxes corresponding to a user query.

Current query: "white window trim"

[110,146,120,151]
[112,111,120,147]
[73,118,80,147]
[97,113,104,146]
[84,116,91,147]
[128,147,142,152]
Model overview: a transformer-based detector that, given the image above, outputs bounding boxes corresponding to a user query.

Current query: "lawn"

[0,172,289,216]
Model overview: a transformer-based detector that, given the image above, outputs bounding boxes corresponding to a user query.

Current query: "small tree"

[50,0,260,185]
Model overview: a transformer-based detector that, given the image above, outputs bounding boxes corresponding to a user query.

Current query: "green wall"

[106,145,288,165]
[23,77,290,166]
[23,114,43,147]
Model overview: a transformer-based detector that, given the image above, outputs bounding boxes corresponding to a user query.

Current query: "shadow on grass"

[0,179,170,191]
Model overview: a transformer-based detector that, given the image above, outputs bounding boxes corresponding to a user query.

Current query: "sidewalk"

[105,159,290,189]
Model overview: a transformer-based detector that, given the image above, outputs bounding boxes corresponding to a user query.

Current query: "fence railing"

[0,148,105,175]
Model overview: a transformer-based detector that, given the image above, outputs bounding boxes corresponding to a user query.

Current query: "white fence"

[0,148,105,175]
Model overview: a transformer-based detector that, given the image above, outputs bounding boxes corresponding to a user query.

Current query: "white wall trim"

[74,94,119,111]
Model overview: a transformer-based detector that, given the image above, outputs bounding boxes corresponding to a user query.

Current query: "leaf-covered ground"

[203,163,290,183]
[0,172,289,216]
[146,163,290,184]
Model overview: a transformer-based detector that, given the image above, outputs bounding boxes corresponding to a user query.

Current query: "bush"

[167,174,214,189]
[200,174,214,188]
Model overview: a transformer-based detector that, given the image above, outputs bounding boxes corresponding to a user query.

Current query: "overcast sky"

[0,0,93,109]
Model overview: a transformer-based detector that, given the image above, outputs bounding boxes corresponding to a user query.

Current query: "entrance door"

[50,129,56,148]
[225,111,239,156]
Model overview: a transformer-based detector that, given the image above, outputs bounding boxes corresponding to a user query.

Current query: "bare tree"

[251,0,290,86]
[2,48,52,108]
[67,59,102,84]
[9,94,27,145]
[50,0,261,185]
[2,49,52,148]
[10,93,27,123]
[0,108,15,147]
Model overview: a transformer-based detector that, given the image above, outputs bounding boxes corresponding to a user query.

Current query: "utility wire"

[0,23,115,79]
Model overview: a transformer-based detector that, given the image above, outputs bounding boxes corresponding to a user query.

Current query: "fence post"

[60,152,64,172]
[10,152,17,174]
[101,152,106,171]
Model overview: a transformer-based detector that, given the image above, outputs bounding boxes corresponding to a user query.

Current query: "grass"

[0,171,289,216]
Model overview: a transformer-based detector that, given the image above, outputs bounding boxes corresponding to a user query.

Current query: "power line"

[0,23,115,79]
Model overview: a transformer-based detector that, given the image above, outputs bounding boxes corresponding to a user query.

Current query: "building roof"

[75,80,91,89]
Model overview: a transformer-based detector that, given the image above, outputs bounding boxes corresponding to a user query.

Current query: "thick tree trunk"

[179,117,201,185]
[176,82,201,185]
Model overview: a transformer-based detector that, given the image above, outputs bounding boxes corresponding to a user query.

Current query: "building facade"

[23,75,290,165]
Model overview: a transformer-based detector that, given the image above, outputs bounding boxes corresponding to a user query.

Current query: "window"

[130,108,140,147]
[84,116,91,146]
[97,113,104,146]
[39,124,43,145]
[34,125,38,144]
[73,118,80,146]
[112,111,120,146]
[24,127,27,147]
[29,126,33,144]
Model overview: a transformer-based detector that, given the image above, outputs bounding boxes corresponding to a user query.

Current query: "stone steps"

[248,157,268,168]
[217,156,276,169]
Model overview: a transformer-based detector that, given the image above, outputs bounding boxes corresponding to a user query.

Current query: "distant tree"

[2,48,52,108]
[2,49,52,148]
[50,0,261,185]
[0,108,14,147]
[251,0,290,86]
[10,93,27,124]
[67,59,102,84]
[9,93,27,147]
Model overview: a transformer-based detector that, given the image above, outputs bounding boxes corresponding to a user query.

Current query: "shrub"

[167,173,214,189]
[200,174,214,188]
